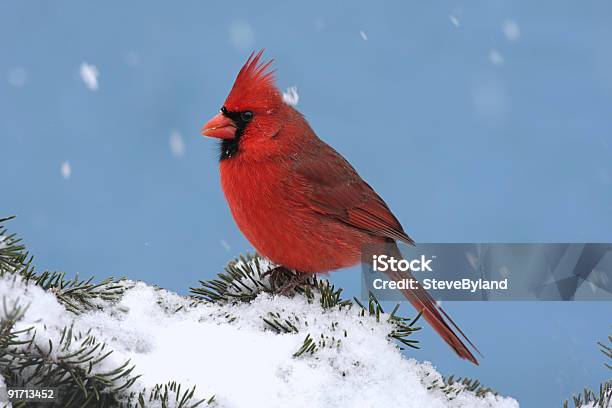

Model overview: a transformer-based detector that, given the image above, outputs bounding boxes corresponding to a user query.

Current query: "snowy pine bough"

[0,215,604,408]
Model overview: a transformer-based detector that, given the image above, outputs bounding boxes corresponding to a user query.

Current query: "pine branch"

[118,381,214,408]
[353,292,422,350]
[33,271,128,314]
[0,216,35,279]
[292,334,317,358]
[304,278,352,310]
[0,216,128,315]
[189,254,351,310]
[0,217,215,407]
[598,331,611,370]
[190,253,422,360]
[0,297,139,407]
[190,254,273,303]
[444,375,497,398]
[0,290,215,408]
[425,374,498,400]
[563,383,612,408]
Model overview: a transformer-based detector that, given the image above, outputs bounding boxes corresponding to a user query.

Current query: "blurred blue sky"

[1,1,611,406]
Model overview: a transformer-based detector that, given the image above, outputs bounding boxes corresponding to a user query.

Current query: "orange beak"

[201,113,237,139]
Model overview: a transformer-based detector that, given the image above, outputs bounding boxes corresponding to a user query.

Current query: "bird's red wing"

[286,142,414,245]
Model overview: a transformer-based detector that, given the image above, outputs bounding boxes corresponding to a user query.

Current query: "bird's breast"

[220,157,293,250]
[218,158,366,272]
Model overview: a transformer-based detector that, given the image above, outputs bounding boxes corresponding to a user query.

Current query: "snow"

[61,160,71,179]
[502,20,521,41]
[0,272,519,408]
[488,49,504,66]
[449,15,460,28]
[169,129,185,157]
[79,62,99,91]
[359,30,368,41]
[7,67,27,87]
[0,236,7,250]
[0,374,9,407]
[220,239,231,252]
[282,86,300,106]
[229,20,254,50]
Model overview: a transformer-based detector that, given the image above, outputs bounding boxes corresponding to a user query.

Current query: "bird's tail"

[383,246,481,365]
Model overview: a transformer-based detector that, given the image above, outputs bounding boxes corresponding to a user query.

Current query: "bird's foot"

[261,266,293,291]
[261,266,313,295]
[276,272,315,296]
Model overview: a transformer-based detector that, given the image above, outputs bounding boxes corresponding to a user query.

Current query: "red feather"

[224,50,279,114]
[284,139,414,245]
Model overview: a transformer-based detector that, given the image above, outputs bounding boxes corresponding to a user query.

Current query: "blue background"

[1,1,611,406]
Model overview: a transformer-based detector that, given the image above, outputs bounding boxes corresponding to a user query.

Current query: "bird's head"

[201,50,286,160]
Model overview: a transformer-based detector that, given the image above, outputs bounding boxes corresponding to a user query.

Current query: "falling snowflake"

[79,63,99,91]
[465,252,479,270]
[499,266,510,278]
[7,67,27,87]
[169,130,185,157]
[282,86,299,106]
[489,49,504,66]
[61,161,71,180]
[502,20,521,41]
[359,30,368,41]
[229,20,254,50]
[220,240,231,252]
[449,14,460,28]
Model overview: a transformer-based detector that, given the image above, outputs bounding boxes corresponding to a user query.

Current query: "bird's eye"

[241,111,253,122]
[220,106,228,114]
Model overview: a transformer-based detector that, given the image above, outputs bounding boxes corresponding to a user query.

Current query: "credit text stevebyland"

[370,255,509,293]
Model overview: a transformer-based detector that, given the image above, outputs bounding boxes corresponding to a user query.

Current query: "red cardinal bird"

[202,51,480,365]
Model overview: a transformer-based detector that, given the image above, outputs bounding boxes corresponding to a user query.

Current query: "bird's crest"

[224,50,281,111]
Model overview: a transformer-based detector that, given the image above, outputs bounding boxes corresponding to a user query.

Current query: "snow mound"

[0,273,518,408]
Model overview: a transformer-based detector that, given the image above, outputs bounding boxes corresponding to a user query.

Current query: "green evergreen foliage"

[190,255,422,352]
[427,375,498,400]
[0,218,132,406]
[1,308,139,407]
[118,381,214,408]
[0,216,127,314]
[0,216,214,407]
[599,332,612,370]
[563,383,612,408]
[190,254,271,303]
[0,216,34,278]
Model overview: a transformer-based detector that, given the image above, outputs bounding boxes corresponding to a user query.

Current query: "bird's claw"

[261,266,313,295]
